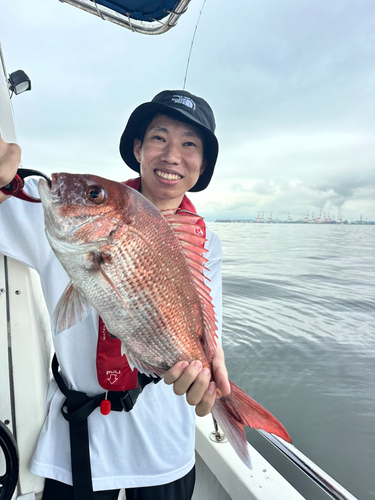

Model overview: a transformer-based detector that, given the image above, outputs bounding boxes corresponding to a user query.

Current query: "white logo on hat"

[172,94,196,110]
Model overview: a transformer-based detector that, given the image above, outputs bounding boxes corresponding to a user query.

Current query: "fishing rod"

[183,0,207,90]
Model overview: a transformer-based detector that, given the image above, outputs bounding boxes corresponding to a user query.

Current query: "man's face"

[133,114,205,210]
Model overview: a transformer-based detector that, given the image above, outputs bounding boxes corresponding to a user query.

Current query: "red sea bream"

[38,173,291,467]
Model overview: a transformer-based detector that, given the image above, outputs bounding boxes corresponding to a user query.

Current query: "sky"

[1,0,374,222]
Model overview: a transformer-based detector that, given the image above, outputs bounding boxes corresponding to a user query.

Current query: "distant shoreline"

[213,220,375,225]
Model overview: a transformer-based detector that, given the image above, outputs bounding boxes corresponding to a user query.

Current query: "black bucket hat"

[119,90,219,192]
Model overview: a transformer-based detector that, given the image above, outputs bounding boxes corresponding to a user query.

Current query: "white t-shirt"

[0,179,223,491]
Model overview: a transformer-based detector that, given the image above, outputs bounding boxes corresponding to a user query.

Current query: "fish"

[38,172,291,468]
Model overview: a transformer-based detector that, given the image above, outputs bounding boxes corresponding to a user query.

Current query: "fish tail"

[211,380,291,469]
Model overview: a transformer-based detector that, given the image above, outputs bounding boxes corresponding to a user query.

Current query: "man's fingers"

[212,345,231,396]
[164,350,229,418]
[171,360,204,396]
[214,367,231,396]
[0,192,10,204]
[164,361,215,411]
[195,381,217,417]
[163,361,188,385]
[0,140,21,190]
[185,367,211,405]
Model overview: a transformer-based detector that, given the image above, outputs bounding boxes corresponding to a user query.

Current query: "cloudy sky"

[1,0,374,221]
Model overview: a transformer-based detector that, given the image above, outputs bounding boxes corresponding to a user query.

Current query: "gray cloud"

[309,171,375,202]
[1,0,374,221]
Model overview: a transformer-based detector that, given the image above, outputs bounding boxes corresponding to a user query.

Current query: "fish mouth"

[38,177,53,205]
[154,169,183,182]
[38,173,62,203]
[38,177,63,237]
[38,173,83,241]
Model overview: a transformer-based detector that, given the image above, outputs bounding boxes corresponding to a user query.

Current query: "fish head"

[38,173,136,253]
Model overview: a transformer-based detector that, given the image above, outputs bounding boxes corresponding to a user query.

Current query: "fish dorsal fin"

[163,211,218,361]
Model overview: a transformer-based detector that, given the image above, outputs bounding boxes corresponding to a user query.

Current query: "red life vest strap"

[96,317,138,391]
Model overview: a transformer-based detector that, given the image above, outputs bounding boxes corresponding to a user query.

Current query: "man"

[0,89,229,499]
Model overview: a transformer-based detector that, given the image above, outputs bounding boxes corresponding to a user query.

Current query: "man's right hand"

[0,137,21,203]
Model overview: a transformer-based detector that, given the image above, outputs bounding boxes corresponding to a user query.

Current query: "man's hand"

[0,137,21,203]
[164,344,230,417]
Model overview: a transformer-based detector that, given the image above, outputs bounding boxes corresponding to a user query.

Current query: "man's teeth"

[156,170,181,181]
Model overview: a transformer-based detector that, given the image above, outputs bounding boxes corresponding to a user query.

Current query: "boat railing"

[205,415,358,500]
[256,430,358,500]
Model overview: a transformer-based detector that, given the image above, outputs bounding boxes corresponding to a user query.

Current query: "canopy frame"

[58,0,192,34]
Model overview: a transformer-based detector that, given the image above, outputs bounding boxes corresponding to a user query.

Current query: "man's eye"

[184,141,197,147]
[152,135,164,141]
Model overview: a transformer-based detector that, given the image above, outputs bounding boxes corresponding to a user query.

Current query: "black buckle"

[120,390,137,412]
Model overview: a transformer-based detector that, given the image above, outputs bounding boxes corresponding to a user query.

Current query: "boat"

[0,5,359,499]
[0,256,359,500]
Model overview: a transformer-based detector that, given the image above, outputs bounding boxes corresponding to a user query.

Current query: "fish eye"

[86,185,107,204]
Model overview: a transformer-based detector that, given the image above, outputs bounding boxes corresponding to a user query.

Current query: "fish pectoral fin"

[125,350,164,378]
[120,343,127,356]
[91,251,137,322]
[52,282,91,334]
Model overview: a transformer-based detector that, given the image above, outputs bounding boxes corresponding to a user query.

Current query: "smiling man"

[133,114,205,209]
[0,90,229,500]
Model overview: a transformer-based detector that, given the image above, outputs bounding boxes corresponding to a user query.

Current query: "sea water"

[206,222,375,500]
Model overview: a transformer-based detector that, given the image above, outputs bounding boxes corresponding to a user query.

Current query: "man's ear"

[133,138,142,163]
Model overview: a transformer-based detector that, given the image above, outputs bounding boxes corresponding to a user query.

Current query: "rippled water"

[207,223,375,500]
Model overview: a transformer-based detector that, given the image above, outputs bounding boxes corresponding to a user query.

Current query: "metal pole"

[258,430,358,500]
[58,0,191,35]
[0,42,17,141]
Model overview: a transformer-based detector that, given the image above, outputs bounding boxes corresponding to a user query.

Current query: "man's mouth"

[155,169,182,181]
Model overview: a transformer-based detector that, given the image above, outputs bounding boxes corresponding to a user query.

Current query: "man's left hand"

[164,344,230,417]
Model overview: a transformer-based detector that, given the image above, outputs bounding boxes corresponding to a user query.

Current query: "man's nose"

[160,143,181,163]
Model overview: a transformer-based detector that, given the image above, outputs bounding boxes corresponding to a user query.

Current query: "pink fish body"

[38,173,291,468]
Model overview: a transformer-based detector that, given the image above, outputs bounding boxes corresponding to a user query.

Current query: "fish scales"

[111,213,207,370]
[38,173,292,469]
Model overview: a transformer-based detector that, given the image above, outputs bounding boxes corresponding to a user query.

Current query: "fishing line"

[183,0,207,90]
